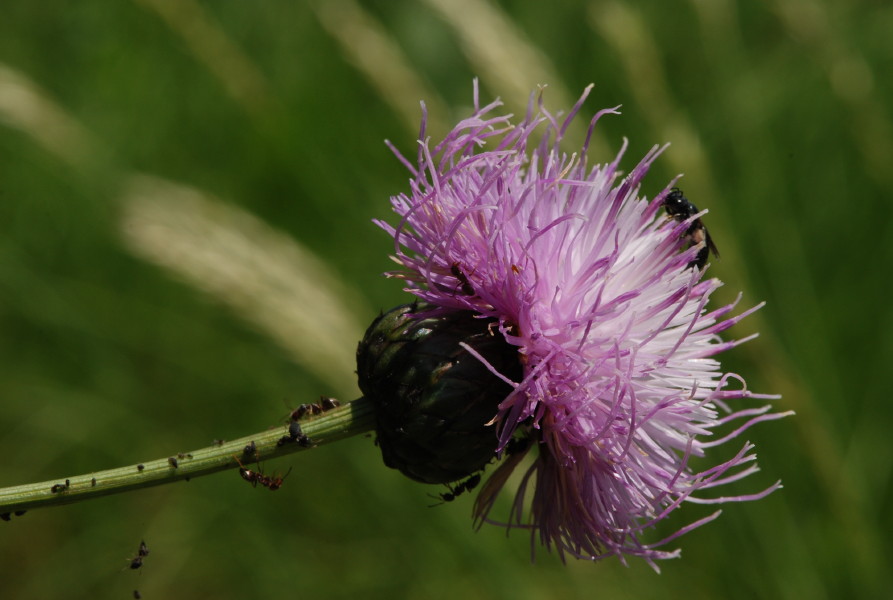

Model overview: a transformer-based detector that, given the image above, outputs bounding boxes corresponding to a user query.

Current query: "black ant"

[50,479,70,494]
[233,456,262,487]
[289,403,320,421]
[428,473,481,506]
[319,396,340,411]
[503,435,532,458]
[288,396,341,421]
[167,457,178,469]
[451,262,475,296]
[127,540,149,570]
[263,468,292,491]
[662,187,719,270]
[232,456,291,491]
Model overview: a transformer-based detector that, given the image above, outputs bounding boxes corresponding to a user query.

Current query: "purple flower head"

[375,82,790,569]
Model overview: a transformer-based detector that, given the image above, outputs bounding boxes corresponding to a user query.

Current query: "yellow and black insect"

[663,187,719,270]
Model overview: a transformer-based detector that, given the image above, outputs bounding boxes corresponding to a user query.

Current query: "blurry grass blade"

[312,0,448,136]
[0,62,103,167]
[771,0,893,183]
[0,59,361,395]
[424,0,567,105]
[119,176,363,396]
[590,2,704,176]
[134,0,278,118]
[591,3,731,280]
[423,0,606,155]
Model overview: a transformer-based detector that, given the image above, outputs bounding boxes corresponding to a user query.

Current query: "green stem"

[0,397,376,516]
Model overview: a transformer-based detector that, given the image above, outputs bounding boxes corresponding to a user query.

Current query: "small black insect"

[232,456,291,491]
[177,452,192,459]
[127,540,150,570]
[429,473,482,506]
[504,435,532,457]
[212,438,225,446]
[233,456,262,488]
[263,468,292,491]
[450,262,475,296]
[137,464,145,472]
[319,396,341,411]
[167,457,178,469]
[91,477,97,487]
[50,480,70,494]
[288,403,320,421]
[277,421,313,447]
[243,440,257,459]
[288,421,310,446]
[288,396,341,421]
[662,188,719,270]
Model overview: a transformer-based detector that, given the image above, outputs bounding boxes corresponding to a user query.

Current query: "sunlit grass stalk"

[0,398,375,516]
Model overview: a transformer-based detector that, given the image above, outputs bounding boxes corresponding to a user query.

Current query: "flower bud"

[356,303,521,484]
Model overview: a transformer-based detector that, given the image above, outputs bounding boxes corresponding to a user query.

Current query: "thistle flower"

[370,82,790,569]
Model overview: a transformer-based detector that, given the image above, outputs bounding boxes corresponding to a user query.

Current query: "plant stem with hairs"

[0,398,375,517]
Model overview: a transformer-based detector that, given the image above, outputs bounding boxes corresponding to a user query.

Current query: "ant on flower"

[428,473,482,506]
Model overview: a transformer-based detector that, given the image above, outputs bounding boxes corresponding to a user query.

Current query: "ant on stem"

[287,396,341,422]
[232,456,292,492]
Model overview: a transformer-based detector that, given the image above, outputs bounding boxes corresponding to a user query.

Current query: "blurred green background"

[0,1,889,598]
